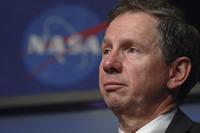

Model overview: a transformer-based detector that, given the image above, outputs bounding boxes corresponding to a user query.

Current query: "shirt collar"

[119,109,177,133]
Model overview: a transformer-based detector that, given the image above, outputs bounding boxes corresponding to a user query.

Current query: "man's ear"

[167,57,191,90]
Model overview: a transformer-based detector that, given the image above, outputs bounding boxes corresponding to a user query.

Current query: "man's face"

[99,12,171,113]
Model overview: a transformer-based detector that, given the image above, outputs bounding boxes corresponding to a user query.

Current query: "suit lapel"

[165,109,193,133]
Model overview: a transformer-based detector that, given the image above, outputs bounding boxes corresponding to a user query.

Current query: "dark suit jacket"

[165,109,200,133]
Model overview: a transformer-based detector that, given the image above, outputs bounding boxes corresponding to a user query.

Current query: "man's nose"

[102,52,122,74]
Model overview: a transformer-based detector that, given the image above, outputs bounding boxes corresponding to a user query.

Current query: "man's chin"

[106,101,126,112]
[103,94,127,110]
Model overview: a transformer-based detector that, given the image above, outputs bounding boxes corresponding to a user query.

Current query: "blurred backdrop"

[0,0,200,133]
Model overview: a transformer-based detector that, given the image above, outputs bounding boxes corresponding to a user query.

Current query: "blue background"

[0,0,117,96]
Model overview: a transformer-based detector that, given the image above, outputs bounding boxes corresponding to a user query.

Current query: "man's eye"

[127,47,139,53]
[103,48,111,55]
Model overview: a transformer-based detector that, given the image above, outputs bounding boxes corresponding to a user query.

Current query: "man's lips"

[103,80,126,92]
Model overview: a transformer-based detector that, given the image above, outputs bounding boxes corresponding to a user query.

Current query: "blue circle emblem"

[22,5,105,86]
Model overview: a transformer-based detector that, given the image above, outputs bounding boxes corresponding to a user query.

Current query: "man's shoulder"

[165,108,199,133]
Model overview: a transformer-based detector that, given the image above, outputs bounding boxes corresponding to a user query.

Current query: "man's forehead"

[110,11,159,26]
[104,11,160,47]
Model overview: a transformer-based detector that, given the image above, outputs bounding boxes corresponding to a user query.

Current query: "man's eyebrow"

[119,38,149,52]
[120,39,135,45]
[102,38,111,45]
[101,38,112,49]
[103,37,137,45]
[119,38,140,48]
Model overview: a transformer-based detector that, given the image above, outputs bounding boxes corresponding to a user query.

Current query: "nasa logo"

[22,5,106,86]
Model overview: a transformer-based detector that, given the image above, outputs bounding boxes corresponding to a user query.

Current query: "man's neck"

[115,96,176,133]
[118,109,177,133]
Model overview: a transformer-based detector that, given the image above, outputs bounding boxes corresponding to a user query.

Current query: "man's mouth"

[103,80,126,92]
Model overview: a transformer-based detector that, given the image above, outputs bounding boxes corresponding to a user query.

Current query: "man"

[99,0,200,133]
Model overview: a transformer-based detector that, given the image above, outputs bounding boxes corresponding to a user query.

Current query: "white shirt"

[118,109,177,133]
